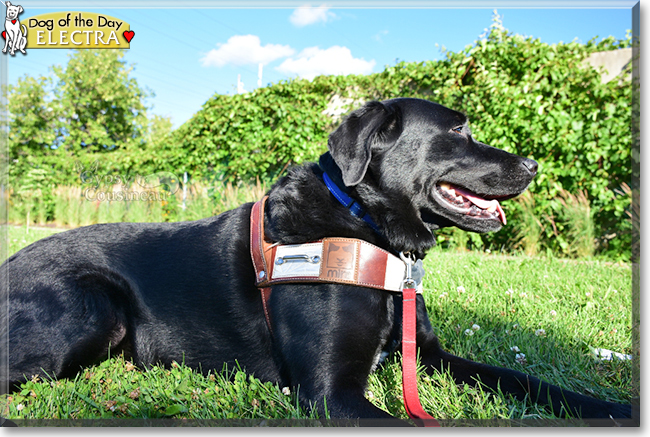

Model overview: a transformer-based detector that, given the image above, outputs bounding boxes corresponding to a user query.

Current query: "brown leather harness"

[249,196,440,426]
[250,197,419,332]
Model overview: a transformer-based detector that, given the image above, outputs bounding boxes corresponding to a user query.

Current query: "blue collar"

[322,172,381,234]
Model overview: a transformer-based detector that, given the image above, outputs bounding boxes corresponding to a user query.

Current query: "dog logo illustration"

[323,241,357,281]
[2,1,27,55]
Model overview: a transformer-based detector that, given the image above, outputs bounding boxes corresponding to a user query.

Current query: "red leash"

[401,254,441,427]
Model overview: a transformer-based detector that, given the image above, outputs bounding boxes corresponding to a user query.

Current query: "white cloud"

[277,46,376,80]
[201,35,295,67]
[289,4,335,27]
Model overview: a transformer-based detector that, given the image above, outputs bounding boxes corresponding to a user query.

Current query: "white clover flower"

[471,324,481,331]
[457,286,466,293]
[535,329,546,337]
[16,403,24,412]
[439,291,449,299]
[519,292,527,298]
[510,346,520,353]
[515,353,527,364]
[464,329,474,336]
[550,310,557,317]
[505,288,514,297]
[366,390,375,400]
[282,387,291,396]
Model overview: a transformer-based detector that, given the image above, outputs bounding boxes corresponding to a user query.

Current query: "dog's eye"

[452,126,464,134]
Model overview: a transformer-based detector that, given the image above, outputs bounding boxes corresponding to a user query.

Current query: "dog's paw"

[577,399,633,420]
[608,402,633,419]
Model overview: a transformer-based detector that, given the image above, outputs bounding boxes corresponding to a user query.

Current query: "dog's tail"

[20,23,26,36]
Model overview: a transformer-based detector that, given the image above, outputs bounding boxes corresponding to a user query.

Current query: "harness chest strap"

[250,197,422,294]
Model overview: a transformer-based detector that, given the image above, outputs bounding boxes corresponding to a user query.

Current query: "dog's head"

[325,98,537,253]
[5,2,24,20]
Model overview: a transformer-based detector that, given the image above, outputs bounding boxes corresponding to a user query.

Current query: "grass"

[2,225,67,262]
[5,179,269,229]
[556,190,596,258]
[3,358,317,424]
[0,227,634,426]
[512,191,543,257]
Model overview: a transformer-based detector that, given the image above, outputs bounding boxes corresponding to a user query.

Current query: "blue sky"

[2,1,637,128]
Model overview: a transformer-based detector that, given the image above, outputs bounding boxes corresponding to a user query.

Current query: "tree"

[6,49,155,186]
[50,49,150,153]
[6,49,156,218]
[6,74,56,158]
[8,49,151,160]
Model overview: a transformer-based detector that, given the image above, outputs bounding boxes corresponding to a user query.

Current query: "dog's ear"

[18,6,23,13]
[5,2,11,7]
[327,100,402,187]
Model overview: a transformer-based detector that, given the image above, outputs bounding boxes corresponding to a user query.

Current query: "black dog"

[0,98,632,424]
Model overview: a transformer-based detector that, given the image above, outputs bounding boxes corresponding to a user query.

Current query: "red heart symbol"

[11,19,16,24]
[123,30,134,43]
[1,31,5,40]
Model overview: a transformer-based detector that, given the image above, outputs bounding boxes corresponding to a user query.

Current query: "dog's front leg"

[2,33,9,53]
[8,30,17,55]
[411,296,633,421]
[269,284,408,424]
[17,31,25,53]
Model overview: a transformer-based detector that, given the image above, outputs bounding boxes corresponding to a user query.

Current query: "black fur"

[0,98,632,424]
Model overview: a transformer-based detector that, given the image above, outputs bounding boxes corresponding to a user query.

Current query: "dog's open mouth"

[435,183,507,225]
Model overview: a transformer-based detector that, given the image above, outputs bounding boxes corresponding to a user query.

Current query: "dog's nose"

[522,158,538,176]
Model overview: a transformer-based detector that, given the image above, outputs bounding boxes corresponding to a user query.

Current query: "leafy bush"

[166,15,631,259]
[4,15,633,259]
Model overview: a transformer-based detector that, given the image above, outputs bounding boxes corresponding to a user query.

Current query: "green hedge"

[161,20,632,258]
[5,18,633,259]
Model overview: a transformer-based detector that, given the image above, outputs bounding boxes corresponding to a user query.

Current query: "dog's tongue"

[455,186,507,225]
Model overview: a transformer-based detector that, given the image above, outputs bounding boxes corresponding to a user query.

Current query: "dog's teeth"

[486,203,497,213]
[439,183,455,195]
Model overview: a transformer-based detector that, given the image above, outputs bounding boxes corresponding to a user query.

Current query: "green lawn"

[1,226,635,425]
[2,225,67,262]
